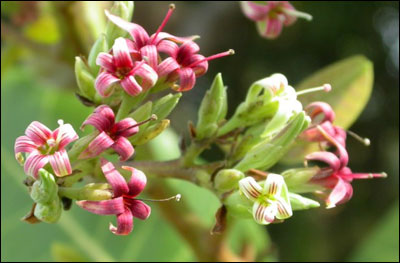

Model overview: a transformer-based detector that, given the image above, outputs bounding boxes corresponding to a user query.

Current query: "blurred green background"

[1,1,398,262]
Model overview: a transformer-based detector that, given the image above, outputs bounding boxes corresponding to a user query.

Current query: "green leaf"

[297,55,374,129]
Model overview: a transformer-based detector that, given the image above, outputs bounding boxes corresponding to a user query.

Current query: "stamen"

[282,8,313,21]
[187,49,235,68]
[150,3,176,45]
[296,84,331,96]
[138,194,181,202]
[347,130,370,146]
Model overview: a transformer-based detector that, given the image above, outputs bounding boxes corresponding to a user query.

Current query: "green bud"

[234,112,310,172]
[152,93,182,120]
[282,167,324,193]
[34,198,62,223]
[104,1,134,46]
[131,119,170,145]
[88,34,108,75]
[223,190,252,219]
[214,169,245,191]
[30,169,58,204]
[289,193,320,210]
[75,56,96,100]
[58,183,112,201]
[196,73,227,139]
[15,152,25,166]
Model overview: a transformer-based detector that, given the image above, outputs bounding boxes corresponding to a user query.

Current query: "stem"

[181,142,208,167]
[58,187,82,200]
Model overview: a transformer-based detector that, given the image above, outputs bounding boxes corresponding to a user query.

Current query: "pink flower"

[79,105,139,161]
[95,37,158,97]
[15,120,78,178]
[77,159,150,235]
[157,40,234,91]
[241,1,312,39]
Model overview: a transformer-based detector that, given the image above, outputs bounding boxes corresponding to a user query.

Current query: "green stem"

[181,142,208,167]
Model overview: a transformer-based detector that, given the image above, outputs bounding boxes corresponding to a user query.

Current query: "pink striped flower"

[77,159,150,235]
[305,125,386,208]
[95,37,158,97]
[157,40,234,91]
[79,105,139,161]
[240,1,312,39]
[238,174,292,225]
[15,120,78,178]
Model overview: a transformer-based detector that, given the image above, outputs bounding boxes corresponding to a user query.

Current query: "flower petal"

[25,121,52,145]
[157,57,180,78]
[95,72,120,97]
[81,105,115,132]
[257,17,284,39]
[105,10,149,47]
[157,39,179,57]
[112,37,133,68]
[111,136,135,161]
[24,154,49,178]
[238,177,262,201]
[275,196,293,219]
[133,62,158,90]
[263,173,285,197]
[140,45,158,70]
[188,54,208,77]
[53,123,79,149]
[240,1,270,21]
[122,166,147,197]
[79,131,114,159]
[151,32,196,46]
[306,151,341,172]
[15,136,38,155]
[76,197,125,215]
[109,208,133,235]
[326,177,353,208]
[100,158,129,197]
[96,52,116,72]
[126,199,151,220]
[114,118,139,138]
[176,41,200,65]
[176,67,196,92]
[252,201,276,225]
[120,75,143,96]
[305,102,335,124]
[48,149,72,177]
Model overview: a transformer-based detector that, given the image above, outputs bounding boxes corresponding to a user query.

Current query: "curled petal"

[100,158,129,197]
[105,10,149,47]
[240,1,270,21]
[275,196,293,219]
[238,177,262,201]
[126,199,151,220]
[301,121,336,142]
[15,136,38,155]
[252,201,276,225]
[126,39,141,59]
[140,45,158,70]
[176,67,196,92]
[280,1,297,26]
[257,17,284,39]
[96,53,116,72]
[111,136,135,161]
[157,40,179,57]
[133,63,158,90]
[53,123,79,149]
[48,149,72,177]
[306,151,341,172]
[24,154,49,178]
[109,208,133,235]
[79,131,114,159]
[114,118,139,138]
[305,102,335,124]
[122,166,147,197]
[113,37,133,68]
[176,41,200,65]
[25,121,52,145]
[120,75,143,96]
[263,173,284,197]
[95,72,120,97]
[157,57,180,78]
[188,54,208,77]
[326,177,353,208]
[82,105,115,132]
[151,32,197,46]
[76,197,125,215]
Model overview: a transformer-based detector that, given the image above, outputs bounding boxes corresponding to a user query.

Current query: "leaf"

[297,55,374,129]
[23,15,60,45]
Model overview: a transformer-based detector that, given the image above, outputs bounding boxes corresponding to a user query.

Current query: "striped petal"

[189,54,208,77]
[111,136,134,161]
[114,118,139,138]
[176,41,200,65]
[81,105,115,132]
[240,1,270,21]
[105,10,149,48]
[76,197,125,215]
[48,149,72,177]
[25,121,52,145]
[100,158,129,197]
[140,45,158,70]
[306,151,341,172]
[95,72,120,97]
[157,40,179,58]
[109,208,133,235]
[275,196,293,219]
[133,62,158,90]
[79,131,114,159]
[24,154,49,178]
[53,122,79,149]
[120,75,142,96]
[176,67,196,92]
[151,32,197,46]
[126,199,151,220]
[157,57,180,78]
[15,135,38,155]
[263,173,284,197]
[257,17,284,39]
[326,177,353,208]
[122,166,147,197]
[96,52,116,72]
[252,201,276,225]
[305,102,335,124]
[238,177,262,201]
[113,37,133,68]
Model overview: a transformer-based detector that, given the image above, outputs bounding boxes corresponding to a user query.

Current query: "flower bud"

[34,198,62,223]
[75,56,96,100]
[30,169,58,204]
[214,169,245,191]
[196,73,228,139]
[281,167,321,193]
[152,93,182,121]
[104,1,134,46]
[131,119,170,145]
[289,193,320,210]
[88,34,109,74]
